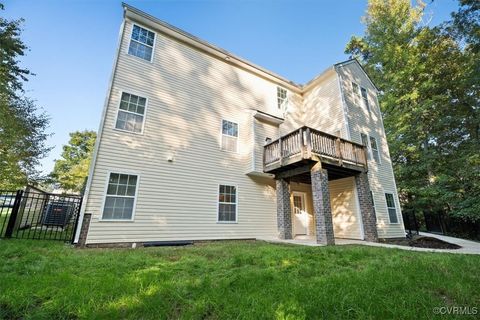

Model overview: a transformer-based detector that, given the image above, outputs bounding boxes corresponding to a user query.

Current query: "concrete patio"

[257,232,480,255]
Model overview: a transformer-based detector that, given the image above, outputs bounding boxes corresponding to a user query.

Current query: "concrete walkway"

[257,232,480,255]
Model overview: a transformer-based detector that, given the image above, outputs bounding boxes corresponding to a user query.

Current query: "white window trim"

[385,192,400,224]
[113,90,148,135]
[99,170,140,222]
[220,119,239,153]
[126,22,156,64]
[216,183,238,224]
[369,135,381,165]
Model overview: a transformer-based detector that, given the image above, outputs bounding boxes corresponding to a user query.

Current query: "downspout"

[251,111,256,172]
[334,66,352,140]
[73,14,127,243]
[374,93,405,231]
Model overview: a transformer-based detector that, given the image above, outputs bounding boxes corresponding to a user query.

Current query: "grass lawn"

[0,240,479,319]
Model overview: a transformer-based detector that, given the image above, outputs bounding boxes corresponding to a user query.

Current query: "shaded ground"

[1,240,479,319]
[383,235,462,249]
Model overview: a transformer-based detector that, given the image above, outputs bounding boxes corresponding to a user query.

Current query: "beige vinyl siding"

[329,177,363,240]
[253,119,279,172]
[302,70,348,137]
[280,91,305,135]
[336,61,405,238]
[84,12,405,243]
[84,19,288,243]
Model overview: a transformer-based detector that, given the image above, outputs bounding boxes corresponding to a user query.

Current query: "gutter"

[122,3,302,93]
[73,16,127,243]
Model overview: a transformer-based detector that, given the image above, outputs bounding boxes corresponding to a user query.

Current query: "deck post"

[304,127,312,159]
[276,178,292,240]
[278,137,284,166]
[354,172,378,242]
[310,163,335,245]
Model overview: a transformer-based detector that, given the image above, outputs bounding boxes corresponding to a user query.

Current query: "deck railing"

[263,126,367,170]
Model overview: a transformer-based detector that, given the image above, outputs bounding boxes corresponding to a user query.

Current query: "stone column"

[76,213,92,248]
[355,172,379,242]
[276,178,292,240]
[311,163,335,245]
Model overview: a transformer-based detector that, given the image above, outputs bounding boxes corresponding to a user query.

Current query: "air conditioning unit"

[42,201,75,227]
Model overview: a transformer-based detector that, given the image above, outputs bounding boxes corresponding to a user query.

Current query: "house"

[74,3,405,247]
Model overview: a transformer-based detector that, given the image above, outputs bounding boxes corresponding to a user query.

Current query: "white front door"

[293,192,308,235]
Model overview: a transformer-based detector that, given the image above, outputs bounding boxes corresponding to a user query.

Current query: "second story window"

[360,132,369,147]
[128,24,155,62]
[221,120,238,152]
[277,87,287,110]
[115,92,146,134]
[352,82,360,105]
[369,136,380,163]
[360,133,370,160]
[361,87,370,112]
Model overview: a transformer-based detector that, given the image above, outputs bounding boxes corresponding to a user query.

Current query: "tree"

[0,3,51,189]
[51,130,96,193]
[345,0,480,221]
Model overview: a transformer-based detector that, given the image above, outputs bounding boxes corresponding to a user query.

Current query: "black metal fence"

[0,186,82,242]
[402,209,419,237]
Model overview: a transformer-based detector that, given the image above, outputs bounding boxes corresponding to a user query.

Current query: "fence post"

[413,209,420,235]
[5,190,24,238]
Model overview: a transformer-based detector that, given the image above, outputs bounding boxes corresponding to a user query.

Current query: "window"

[103,173,138,220]
[128,24,155,61]
[360,133,368,147]
[385,193,398,223]
[369,136,380,163]
[361,87,370,112]
[221,120,238,152]
[360,133,370,160]
[352,82,360,105]
[277,87,287,110]
[370,191,376,215]
[115,92,146,133]
[218,185,237,222]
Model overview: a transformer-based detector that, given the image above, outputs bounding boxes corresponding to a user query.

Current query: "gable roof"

[334,59,379,91]
[122,3,378,93]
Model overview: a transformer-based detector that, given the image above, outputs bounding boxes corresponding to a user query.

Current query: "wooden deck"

[263,126,367,174]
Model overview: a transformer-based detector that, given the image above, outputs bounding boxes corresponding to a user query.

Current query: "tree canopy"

[51,130,96,194]
[346,0,479,221]
[0,3,51,189]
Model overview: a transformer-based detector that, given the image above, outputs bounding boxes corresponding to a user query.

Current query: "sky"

[4,0,459,175]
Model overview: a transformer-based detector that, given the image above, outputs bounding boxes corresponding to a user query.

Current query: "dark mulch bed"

[382,236,461,249]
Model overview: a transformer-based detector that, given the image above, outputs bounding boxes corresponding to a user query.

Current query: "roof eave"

[122,3,302,92]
